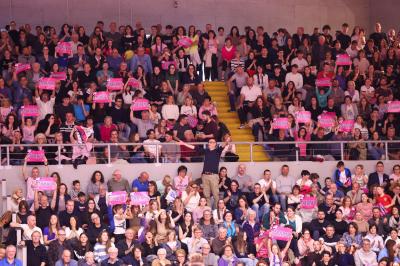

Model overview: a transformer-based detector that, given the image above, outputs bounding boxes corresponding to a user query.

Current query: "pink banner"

[130,192,150,205]
[161,60,177,70]
[388,101,400,113]
[300,196,317,209]
[15,63,31,74]
[336,54,352,66]
[106,78,124,91]
[127,78,140,88]
[318,113,335,127]
[55,42,73,55]
[315,78,332,87]
[93,91,111,103]
[178,37,193,48]
[339,120,355,132]
[108,191,127,205]
[35,177,57,191]
[295,111,311,123]
[26,150,46,162]
[131,98,150,111]
[21,105,39,117]
[50,72,67,81]
[273,117,289,129]
[269,226,293,241]
[38,78,56,90]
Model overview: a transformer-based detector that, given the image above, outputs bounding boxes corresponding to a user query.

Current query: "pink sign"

[131,98,150,111]
[178,37,193,48]
[93,91,111,103]
[106,78,124,91]
[339,120,355,132]
[273,117,289,129]
[161,60,177,70]
[127,78,140,88]
[38,78,56,90]
[130,192,150,205]
[15,63,31,74]
[35,177,57,191]
[26,150,46,163]
[318,113,335,127]
[50,72,67,81]
[295,111,311,123]
[315,78,332,87]
[336,54,352,66]
[108,191,127,205]
[269,226,293,241]
[388,101,400,113]
[300,196,317,209]
[55,42,73,55]
[21,105,39,117]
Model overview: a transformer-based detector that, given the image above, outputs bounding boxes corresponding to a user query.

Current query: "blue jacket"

[334,168,352,188]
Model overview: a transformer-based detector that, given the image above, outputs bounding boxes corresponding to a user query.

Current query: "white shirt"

[291,58,308,71]
[257,178,277,191]
[35,96,55,120]
[285,72,303,89]
[346,47,359,59]
[253,74,269,89]
[143,139,161,156]
[181,191,200,212]
[240,85,262,102]
[20,224,44,243]
[180,105,197,116]
[161,104,180,120]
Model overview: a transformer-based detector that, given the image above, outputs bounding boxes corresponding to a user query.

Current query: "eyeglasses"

[191,186,198,189]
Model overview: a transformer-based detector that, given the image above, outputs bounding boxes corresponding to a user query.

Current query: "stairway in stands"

[204,81,269,162]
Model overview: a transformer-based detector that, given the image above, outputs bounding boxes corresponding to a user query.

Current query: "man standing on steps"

[179,138,228,209]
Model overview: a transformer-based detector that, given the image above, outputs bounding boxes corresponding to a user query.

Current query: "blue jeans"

[252,203,270,222]
[238,258,258,266]
[278,194,288,211]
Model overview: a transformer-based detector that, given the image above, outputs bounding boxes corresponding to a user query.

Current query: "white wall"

[0,0,374,35]
[0,160,398,196]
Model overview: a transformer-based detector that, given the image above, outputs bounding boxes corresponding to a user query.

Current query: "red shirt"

[99,124,118,142]
[376,194,393,212]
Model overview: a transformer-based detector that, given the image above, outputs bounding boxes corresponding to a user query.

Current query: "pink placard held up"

[55,42,73,55]
[50,72,67,81]
[15,63,31,74]
[295,111,311,123]
[106,78,124,91]
[130,192,150,205]
[178,37,193,48]
[127,78,140,88]
[300,196,317,209]
[269,226,293,241]
[161,60,177,70]
[388,101,400,113]
[26,150,46,162]
[336,54,352,66]
[273,117,289,129]
[339,120,355,132]
[315,78,332,87]
[131,98,150,111]
[318,113,335,127]
[38,78,56,90]
[21,105,39,117]
[35,177,57,191]
[108,191,127,205]
[93,91,111,103]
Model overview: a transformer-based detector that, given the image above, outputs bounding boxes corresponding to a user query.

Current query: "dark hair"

[90,171,105,184]
[301,170,310,176]
[177,165,188,174]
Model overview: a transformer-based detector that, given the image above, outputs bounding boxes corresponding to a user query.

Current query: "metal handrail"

[0,140,399,164]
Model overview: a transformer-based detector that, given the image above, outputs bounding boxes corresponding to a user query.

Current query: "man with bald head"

[55,249,77,266]
[107,169,130,192]
[132,171,149,192]
[233,164,254,194]
[10,215,43,243]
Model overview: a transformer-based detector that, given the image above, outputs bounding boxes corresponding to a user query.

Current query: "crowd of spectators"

[0,18,400,265]
[0,20,399,165]
[0,160,400,266]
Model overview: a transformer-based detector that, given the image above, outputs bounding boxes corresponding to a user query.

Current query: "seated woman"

[249,96,270,141]
[233,231,258,266]
[234,196,250,225]
[161,95,179,122]
[152,210,175,245]
[222,212,239,238]
[198,96,217,121]
[192,197,212,224]
[181,181,201,212]
[218,245,239,266]
[161,230,183,262]
[341,222,362,249]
